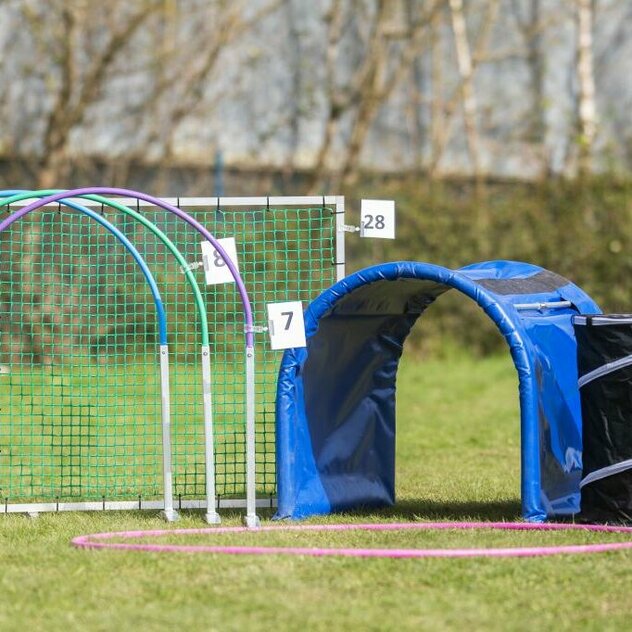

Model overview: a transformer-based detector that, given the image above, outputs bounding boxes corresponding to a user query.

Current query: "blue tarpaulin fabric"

[275,261,600,521]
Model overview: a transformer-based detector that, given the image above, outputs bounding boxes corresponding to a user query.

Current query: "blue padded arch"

[275,261,601,522]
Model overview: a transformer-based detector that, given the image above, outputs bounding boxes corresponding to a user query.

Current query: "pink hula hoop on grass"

[71,521,632,559]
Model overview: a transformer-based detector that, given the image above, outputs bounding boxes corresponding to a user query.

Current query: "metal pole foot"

[205,511,221,525]
[160,509,180,522]
[244,513,261,529]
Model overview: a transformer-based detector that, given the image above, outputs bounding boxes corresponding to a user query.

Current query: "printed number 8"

[213,250,226,267]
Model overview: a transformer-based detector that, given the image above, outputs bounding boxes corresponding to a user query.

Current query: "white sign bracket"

[245,325,269,334]
[342,224,361,233]
[180,261,204,273]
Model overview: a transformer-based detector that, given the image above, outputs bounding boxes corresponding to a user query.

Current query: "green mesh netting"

[0,208,163,502]
[0,200,337,505]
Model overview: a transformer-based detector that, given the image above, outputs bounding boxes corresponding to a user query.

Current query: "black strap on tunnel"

[475,270,569,295]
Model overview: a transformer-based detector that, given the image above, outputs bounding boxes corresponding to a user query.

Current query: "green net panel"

[143,200,339,500]
[0,197,340,507]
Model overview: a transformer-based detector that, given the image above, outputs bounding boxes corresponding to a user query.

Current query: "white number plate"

[266,301,306,350]
[201,237,240,285]
[360,199,396,239]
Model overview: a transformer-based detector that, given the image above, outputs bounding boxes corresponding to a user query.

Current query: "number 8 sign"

[201,237,240,285]
[267,301,306,350]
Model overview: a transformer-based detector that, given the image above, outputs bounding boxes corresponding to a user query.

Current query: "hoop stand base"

[244,513,261,529]
[160,509,179,523]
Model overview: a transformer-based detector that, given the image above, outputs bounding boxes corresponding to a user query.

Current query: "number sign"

[201,237,240,285]
[266,301,306,350]
[360,199,396,239]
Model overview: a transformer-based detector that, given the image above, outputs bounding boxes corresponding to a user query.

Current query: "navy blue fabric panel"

[326,278,449,317]
[301,311,419,512]
[461,267,599,516]
[461,261,601,516]
[472,266,600,517]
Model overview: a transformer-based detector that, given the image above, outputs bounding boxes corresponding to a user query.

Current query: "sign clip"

[342,224,361,233]
[245,325,269,334]
[180,261,204,273]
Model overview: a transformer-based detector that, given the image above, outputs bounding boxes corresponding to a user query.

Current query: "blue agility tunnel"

[275,261,601,522]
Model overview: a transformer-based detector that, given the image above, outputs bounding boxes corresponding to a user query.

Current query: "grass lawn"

[2,353,632,631]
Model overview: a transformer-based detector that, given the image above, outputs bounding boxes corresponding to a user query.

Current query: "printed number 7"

[281,311,294,331]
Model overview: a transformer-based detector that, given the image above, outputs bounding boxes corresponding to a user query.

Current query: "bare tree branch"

[136,0,283,160]
[429,0,500,176]
[574,0,597,175]
[309,0,443,192]
[35,1,161,187]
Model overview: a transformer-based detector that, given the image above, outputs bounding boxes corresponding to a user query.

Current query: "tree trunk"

[575,0,597,176]
[448,0,482,179]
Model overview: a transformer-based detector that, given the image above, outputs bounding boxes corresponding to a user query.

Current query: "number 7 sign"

[266,301,306,350]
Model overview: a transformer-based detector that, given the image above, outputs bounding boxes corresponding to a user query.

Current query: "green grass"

[2,353,632,631]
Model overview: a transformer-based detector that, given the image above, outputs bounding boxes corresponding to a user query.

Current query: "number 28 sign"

[360,199,396,239]
[266,301,306,350]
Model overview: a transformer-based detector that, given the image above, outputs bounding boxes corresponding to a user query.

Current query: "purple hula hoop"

[0,187,254,347]
[71,522,632,559]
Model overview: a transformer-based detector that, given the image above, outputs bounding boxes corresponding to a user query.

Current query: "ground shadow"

[342,498,523,522]
[144,498,522,524]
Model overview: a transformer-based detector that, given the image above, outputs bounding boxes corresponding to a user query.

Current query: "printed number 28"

[364,214,385,230]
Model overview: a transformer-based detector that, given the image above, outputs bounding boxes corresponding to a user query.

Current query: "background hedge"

[345,177,632,356]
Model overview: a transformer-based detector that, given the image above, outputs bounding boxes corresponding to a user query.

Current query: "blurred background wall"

[0,0,630,192]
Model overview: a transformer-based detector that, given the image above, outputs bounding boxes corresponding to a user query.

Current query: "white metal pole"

[201,345,221,523]
[244,346,260,528]
[159,345,178,522]
[335,196,346,282]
